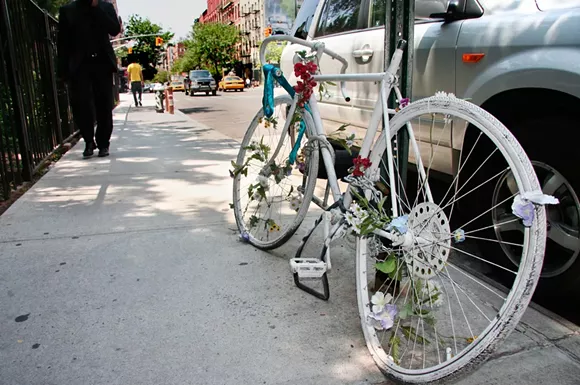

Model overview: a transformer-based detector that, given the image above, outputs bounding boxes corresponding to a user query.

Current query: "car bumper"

[191,85,216,92]
[223,84,244,90]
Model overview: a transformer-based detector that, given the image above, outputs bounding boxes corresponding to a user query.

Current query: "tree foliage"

[187,23,240,78]
[123,15,174,81]
[171,40,201,74]
[153,70,170,84]
[35,0,70,17]
[264,42,287,64]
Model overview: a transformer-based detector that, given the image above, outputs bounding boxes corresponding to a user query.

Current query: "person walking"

[127,60,144,107]
[57,0,121,159]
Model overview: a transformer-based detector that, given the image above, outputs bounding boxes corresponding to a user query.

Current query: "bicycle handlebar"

[260,35,350,102]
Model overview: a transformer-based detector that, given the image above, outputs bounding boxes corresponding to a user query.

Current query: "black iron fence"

[0,0,75,200]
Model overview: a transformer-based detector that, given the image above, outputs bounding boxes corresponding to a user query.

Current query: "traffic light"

[265,27,272,37]
[128,47,133,54]
[155,37,164,46]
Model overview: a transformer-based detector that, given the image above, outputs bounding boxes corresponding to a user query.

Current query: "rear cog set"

[405,202,451,279]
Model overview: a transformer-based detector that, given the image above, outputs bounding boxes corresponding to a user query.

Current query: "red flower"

[352,156,372,177]
[293,60,318,106]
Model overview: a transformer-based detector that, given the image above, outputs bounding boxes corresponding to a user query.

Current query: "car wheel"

[462,114,580,320]
[206,92,209,96]
[212,90,217,96]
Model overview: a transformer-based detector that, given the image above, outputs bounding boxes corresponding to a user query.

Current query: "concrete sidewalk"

[0,93,579,385]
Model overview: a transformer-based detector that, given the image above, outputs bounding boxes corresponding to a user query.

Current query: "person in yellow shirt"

[127,61,144,107]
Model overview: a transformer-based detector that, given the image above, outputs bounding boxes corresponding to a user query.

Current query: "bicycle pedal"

[290,258,330,301]
[290,258,327,278]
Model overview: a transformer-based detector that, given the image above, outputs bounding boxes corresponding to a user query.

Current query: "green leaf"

[402,325,431,345]
[229,203,234,209]
[389,333,401,365]
[398,303,413,320]
[375,258,396,274]
[326,81,337,86]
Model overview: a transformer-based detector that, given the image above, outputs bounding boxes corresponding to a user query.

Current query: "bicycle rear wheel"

[232,95,319,250]
[354,95,546,383]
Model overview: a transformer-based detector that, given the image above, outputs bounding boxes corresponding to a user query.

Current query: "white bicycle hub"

[403,202,451,279]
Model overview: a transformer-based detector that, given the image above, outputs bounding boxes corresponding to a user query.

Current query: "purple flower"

[511,195,535,227]
[369,303,397,330]
[296,162,306,173]
[239,231,250,242]
[399,98,410,109]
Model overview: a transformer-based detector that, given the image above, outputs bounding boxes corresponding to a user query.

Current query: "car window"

[370,0,449,27]
[315,0,364,37]
[292,0,320,39]
[191,70,211,78]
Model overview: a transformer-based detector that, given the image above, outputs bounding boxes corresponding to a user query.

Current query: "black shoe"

[83,142,94,158]
[139,101,142,107]
[98,148,110,157]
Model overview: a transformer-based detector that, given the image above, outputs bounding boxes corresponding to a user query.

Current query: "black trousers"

[68,55,114,149]
[131,81,142,105]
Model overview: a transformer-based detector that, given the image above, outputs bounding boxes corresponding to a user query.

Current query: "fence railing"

[0,0,75,200]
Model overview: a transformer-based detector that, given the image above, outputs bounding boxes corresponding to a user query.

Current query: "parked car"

[189,70,217,96]
[219,76,245,92]
[280,0,580,317]
[170,80,185,92]
[143,83,152,93]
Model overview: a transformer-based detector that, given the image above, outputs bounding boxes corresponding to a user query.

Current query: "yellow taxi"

[218,76,245,92]
[170,81,185,92]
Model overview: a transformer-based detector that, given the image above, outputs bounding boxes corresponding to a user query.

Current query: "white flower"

[434,91,447,97]
[257,175,269,188]
[351,203,368,220]
[371,291,393,315]
[289,195,302,211]
[252,190,262,201]
[346,139,354,147]
[344,211,360,227]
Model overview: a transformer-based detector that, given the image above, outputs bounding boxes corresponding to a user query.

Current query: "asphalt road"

[175,88,263,141]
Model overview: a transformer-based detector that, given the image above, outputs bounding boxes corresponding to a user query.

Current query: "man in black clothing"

[57,0,121,158]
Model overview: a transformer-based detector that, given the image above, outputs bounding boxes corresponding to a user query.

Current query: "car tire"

[462,114,580,321]
[212,90,217,96]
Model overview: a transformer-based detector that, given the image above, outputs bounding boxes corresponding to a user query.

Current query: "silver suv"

[280,0,580,318]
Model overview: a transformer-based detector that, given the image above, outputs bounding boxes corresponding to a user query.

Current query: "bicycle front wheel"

[232,95,319,250]
[355,95,546,383]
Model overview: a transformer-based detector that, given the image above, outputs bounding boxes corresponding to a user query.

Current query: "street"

[175,88,263,141]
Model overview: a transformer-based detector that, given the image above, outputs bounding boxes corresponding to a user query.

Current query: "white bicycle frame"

[260,36,434,245]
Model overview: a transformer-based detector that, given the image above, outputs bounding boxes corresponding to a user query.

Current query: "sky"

[116,0,207,41]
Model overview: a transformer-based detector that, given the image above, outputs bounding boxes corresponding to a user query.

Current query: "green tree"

[188,22,240,78]
[153,70,170,84]
[264,42,287,64]
[35,0,70,17]
[123,15,174,80]
[170,40,201,74]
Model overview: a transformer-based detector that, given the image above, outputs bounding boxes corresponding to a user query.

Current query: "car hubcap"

[492,161,580,277]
